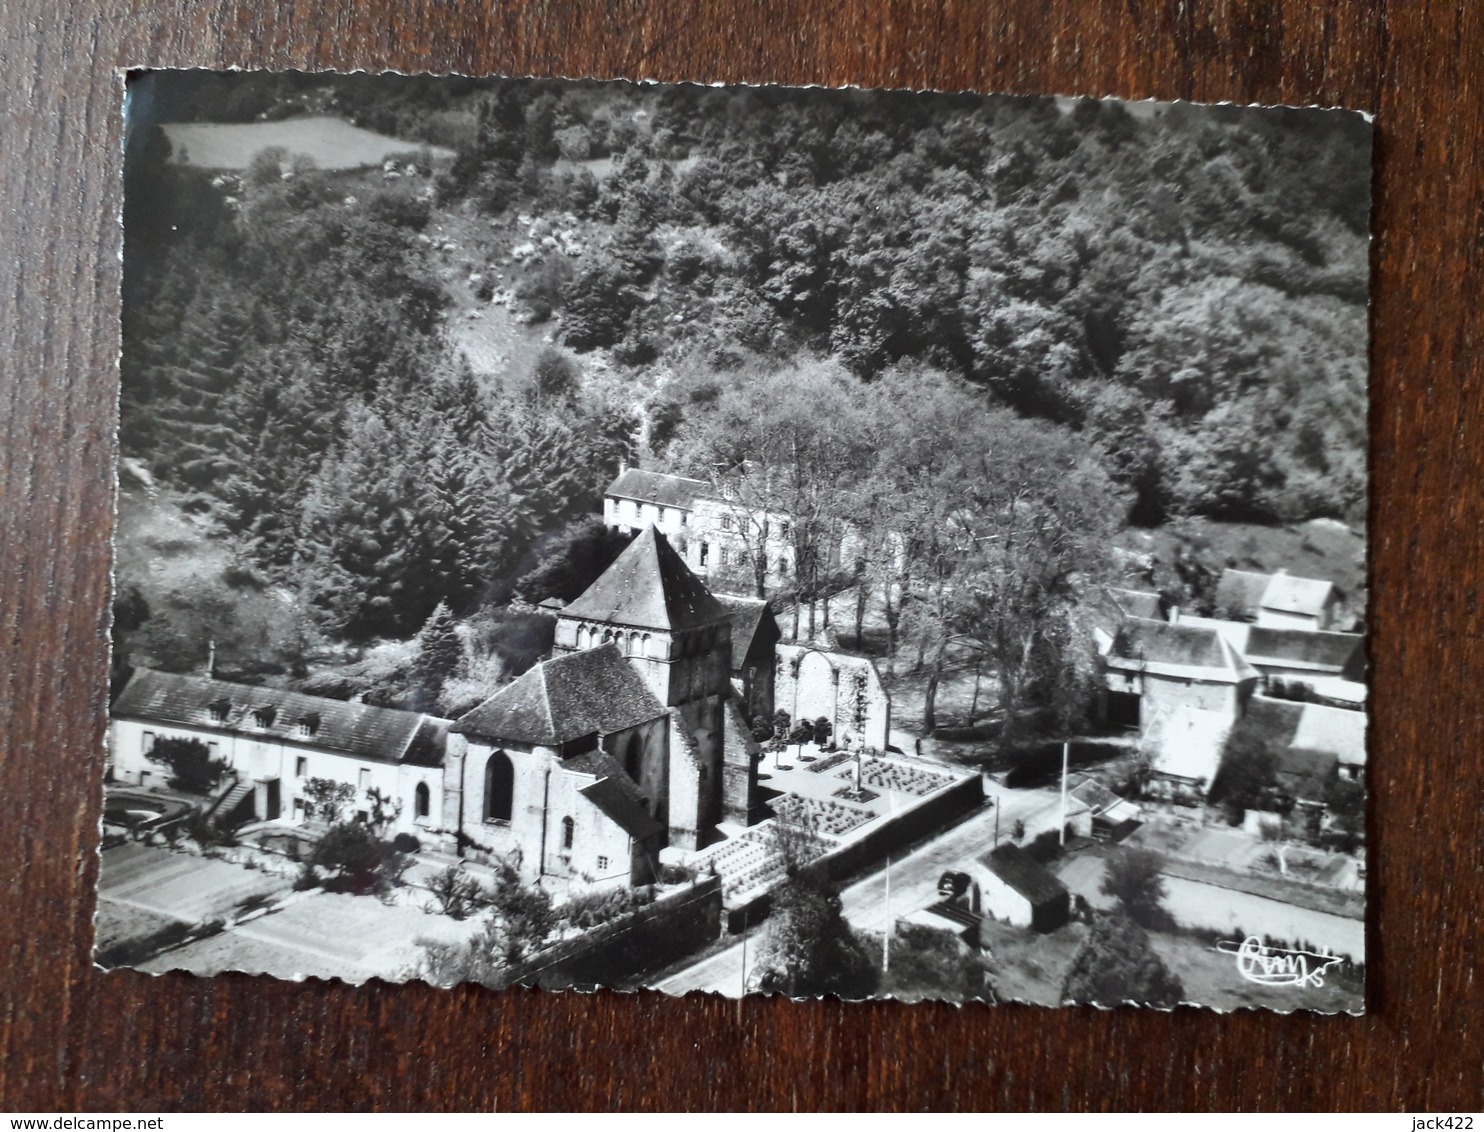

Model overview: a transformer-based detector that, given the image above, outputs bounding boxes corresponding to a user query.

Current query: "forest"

[116,72,1370,720]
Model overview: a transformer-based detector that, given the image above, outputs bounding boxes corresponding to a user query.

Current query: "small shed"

[975,844,1071,933]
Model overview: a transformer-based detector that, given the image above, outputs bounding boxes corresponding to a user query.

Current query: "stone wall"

[500,875,724,991]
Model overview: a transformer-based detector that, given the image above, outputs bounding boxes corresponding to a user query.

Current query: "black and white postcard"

[102,70,1370,1011]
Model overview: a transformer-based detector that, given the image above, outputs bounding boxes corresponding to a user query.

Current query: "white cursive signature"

[1217,936,1345,988]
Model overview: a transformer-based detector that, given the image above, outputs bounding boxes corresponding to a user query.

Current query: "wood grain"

[2,0,1480,1111]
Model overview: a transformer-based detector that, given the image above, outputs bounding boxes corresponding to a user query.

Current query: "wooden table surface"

[1,0,1480,1112]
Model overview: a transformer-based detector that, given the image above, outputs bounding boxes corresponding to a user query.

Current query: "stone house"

[1217,695,1367,805]
[109,668,448,839]
[1168,613,1366,706]
[603,467,799,594]
[1141,705,1235,803]
[1098,616,1260,731]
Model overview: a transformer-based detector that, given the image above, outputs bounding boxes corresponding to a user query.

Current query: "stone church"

[445,525,762,885]
[109,523,897,893]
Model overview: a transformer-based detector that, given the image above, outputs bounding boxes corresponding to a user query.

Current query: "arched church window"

[484,752,514,823]
[415,782,430,819]
[561,816,574,850]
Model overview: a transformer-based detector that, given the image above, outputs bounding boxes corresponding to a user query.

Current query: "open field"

[141,888,486,984]
[161,118,454,170]
[98,842,291,924]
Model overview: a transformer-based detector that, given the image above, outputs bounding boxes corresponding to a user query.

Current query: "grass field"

[978,915,1361,1012]
[161,117,454,170]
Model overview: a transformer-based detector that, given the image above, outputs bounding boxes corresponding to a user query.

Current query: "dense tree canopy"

[121,74,1368,668]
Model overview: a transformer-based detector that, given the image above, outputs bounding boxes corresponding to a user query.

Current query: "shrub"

[1100,847,1171,929]
[1025,828,1064,863]
[1061,912,1185,1007]
[148,737,230,795]
[789,719,816,745]
[558,886,653,931]
[311,822,406,896]
[292,862,320,891]
[425,865,490,920]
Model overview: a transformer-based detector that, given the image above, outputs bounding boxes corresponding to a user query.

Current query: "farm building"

[974,844,1071,933]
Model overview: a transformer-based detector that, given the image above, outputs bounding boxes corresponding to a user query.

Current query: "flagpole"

[1059,740,1069,846]
[882,854,890,974]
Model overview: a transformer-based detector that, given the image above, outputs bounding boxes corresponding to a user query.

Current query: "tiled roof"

[1145,706,1233,784]
[561,526,728,632]
[112,668,437,765]
[1245,627,1363,672]
[1108,588,1164,621]
[1068,776,1125,814]
[716,595,776,669]
[1289,700,1367,765]
[1108,618,1257,681]
[452,644,665,745]
[604,468,709,509]
[1214,569,1272,619]
[1222,695,1366,783]
[580,776,664,841]
[1170,615,1251,654]
[1276,748,1340,801]
[1261,574,1337,617]
[977,843,1068,907]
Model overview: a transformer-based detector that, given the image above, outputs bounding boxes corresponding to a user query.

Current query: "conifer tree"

[411,601,463,713]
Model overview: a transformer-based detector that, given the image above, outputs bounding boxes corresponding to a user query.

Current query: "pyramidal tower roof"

[561,525,727,632]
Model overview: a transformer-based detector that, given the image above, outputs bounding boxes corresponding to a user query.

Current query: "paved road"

[657,780,1064,997]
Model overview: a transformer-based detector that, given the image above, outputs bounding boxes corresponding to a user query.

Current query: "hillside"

[118,72,1370,665]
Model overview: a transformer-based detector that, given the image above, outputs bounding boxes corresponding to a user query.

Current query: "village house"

[1066,775,1144,842]
[1218,695,1368,803]
[1214,568,1346,631]
[109,668,449,839]
[1141,705,1236,803]
[1167,614,1366,706]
